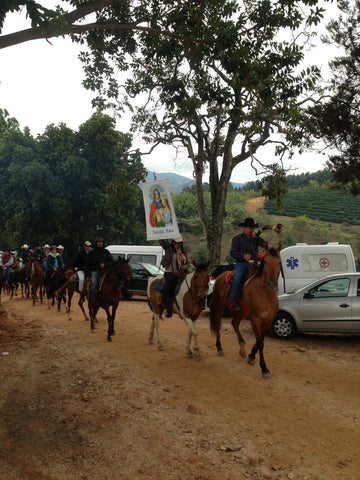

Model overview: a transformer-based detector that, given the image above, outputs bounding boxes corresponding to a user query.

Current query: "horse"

[86,258,134,341]
[147,261,209,360]
[55,271,90,322]
[209,243,282,379]
[29,258,45,306]
[45,269,70,312]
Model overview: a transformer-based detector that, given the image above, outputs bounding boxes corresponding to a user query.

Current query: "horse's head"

[191,260,210,303]
[261,242,282,291]
[113,258,135,282]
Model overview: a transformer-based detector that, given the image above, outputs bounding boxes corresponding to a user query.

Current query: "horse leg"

[231,313,247,359]
[248,322,271,379]
[78,295,89,321]
[183,318,200,361]
[107,305,117,341]
[149,312,164,351]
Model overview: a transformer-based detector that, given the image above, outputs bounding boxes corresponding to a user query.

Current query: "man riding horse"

[230,217,266,310]
[85,237,113,298]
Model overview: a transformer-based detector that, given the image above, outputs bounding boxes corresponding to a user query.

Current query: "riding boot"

[165,295,174,318]
[232,287,243,311]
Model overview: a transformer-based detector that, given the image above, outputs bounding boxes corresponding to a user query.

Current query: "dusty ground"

[0,291,359,480]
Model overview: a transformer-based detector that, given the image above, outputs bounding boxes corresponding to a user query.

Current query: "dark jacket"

[45,253,64,272]
[73,248,90,271]
[85,244,112,277]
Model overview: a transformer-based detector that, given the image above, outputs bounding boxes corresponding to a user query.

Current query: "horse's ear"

[127,256,132,263]
[264,241,269,252]
[277,242,282,253]
[192,260,198,268]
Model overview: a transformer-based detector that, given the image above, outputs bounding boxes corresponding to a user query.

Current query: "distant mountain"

[145,170,245,192]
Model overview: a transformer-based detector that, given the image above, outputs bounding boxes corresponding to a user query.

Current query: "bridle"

[184,269,209,304]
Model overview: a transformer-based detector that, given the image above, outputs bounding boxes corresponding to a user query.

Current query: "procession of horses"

[0,236,282,379]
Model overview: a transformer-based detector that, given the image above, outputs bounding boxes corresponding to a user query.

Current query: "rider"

[45,245,64,286]
[159,237,189,318]
[230,217,265,310]
[85,237,113,297]
[20,244,32,269]
[1,248,15,285]
[72,240,92,292]
[33,244,46,270]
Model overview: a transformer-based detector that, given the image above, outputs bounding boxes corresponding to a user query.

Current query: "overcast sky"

[0,2,340,184]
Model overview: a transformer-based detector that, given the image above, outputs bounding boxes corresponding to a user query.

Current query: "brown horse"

[55,270,90,322]
[147,261,209,360]
[86,258,134,341]
[210,243,282,378]
[29,258,44,306]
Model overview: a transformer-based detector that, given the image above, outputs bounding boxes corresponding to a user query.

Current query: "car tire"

[270,312,297,339]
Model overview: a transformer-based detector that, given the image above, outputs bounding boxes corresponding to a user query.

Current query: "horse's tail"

[209,298,217,335]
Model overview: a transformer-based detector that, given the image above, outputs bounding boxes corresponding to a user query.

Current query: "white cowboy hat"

[172,237,183,243]
[57,245,64,250]
[22,244,29,248]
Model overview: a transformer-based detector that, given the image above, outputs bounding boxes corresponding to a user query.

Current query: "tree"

[0,0,204,49]
[79,0,326,263]
[303,0,360,195]
[0,110,147,262]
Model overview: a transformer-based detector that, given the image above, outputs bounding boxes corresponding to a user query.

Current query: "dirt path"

[0,292,359,480]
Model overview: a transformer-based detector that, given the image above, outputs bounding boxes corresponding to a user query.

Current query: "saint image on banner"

[142,179,180,241]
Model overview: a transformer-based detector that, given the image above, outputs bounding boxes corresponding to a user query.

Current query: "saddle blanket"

[154,277,183,295]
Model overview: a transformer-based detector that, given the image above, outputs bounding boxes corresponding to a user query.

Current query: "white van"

[107,245,164,269]
[279,243,356,294]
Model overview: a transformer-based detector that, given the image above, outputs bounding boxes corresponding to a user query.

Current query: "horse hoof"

[239,349,247,359]
[107,336,112,342]
[158,345,165,351]
[247,356,255,365]
[263,372,272,380]
[187,351,194,358]
[217,350,224,357]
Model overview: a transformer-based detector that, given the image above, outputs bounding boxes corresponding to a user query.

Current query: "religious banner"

[141,179,181,241]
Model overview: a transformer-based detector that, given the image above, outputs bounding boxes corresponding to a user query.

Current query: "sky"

[0,2,341,184]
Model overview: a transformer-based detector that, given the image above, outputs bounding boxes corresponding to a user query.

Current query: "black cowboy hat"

[238,217,258,228]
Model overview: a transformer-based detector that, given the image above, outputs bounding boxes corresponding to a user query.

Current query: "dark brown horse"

[210,243,282,378]
[147,261,209,360]
[29,258,44,306]
[86,258,134,341]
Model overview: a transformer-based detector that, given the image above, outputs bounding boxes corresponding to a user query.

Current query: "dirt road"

[0,292,359,480]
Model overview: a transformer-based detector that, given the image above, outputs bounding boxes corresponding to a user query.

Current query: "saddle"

[154,277,184,296]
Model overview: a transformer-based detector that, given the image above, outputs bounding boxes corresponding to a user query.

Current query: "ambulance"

[279,243,356,294]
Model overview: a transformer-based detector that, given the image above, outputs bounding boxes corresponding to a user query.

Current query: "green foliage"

[0,110,147,263]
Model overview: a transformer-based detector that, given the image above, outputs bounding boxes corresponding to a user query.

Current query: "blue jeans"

[230,262,251,305]
[91,271,99,296]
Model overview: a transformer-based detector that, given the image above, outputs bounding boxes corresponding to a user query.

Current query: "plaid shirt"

[230,232,265,262]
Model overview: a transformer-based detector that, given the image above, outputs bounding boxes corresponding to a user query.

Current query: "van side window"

[129,254,156,265]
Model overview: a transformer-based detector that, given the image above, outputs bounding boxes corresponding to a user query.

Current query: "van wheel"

[270,313,296,339]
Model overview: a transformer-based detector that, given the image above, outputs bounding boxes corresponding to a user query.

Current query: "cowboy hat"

[172,237,183,243]
[57,245,64,250]
[238,217,258,228]
[22,244,29,249]
[84,241,91,247]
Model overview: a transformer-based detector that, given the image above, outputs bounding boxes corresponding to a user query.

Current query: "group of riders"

[0,237,113,300]
[0,216,264,314]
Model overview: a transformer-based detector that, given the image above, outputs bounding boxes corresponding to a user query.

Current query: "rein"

[184,270,208,304]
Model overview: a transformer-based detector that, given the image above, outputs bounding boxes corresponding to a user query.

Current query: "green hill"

[264,186,360,225]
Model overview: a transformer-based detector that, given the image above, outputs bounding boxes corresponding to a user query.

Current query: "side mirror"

[303,292,314,299]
